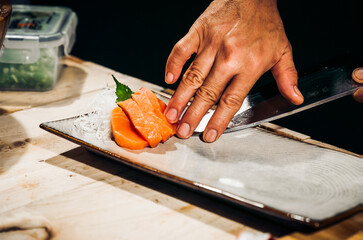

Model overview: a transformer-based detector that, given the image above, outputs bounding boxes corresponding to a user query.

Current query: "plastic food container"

[0,5,77,91]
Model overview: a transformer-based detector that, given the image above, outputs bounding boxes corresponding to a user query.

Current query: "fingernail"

[204,129,218,143]
[166,72,174,83]
[353,68,363,83]
[293,85,303,98]
[165,108,178,122]
[177,122,190,138]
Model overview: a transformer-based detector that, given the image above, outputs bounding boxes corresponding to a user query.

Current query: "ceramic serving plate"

[40,116,362,228]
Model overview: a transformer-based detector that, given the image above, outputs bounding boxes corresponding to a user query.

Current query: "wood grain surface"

[0,56,361,240]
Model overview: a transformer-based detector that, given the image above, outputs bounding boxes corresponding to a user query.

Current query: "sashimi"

[118,98,163,148]
[158,98,166,113]
[111,107,148,150]
[137,88,176,134]
[132,88,176,142]
[111,75,176,149]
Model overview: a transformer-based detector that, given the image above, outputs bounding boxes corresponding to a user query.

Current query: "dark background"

[25,0,362,87]
[14,0,363,152]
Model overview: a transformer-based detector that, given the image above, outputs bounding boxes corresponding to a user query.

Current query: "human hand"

[164,0,304,142]
[352,68,363,103]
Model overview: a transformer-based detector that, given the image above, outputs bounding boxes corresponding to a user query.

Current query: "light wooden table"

[0,56,361,240]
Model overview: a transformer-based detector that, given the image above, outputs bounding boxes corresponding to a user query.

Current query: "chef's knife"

[224,66,362,133]
[191,66,362,134]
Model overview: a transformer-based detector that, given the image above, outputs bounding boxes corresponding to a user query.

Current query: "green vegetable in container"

[0,47,57,91]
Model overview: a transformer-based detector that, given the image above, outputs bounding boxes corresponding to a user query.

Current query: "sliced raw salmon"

[158,98,166,113]
[137,88,176,134]
[111,107,148,150]
[132,88,176,142]
[118,98,163,148]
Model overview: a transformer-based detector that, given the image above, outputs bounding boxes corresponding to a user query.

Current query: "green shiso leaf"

[113,75,134,102]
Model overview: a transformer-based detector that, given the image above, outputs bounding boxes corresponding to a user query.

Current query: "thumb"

[271,44,304,105]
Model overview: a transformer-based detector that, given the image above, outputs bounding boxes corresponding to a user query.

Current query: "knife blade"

[191,66,362,134]
[224,66,362,133]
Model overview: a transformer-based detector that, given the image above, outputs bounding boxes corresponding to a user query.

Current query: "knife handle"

[352,68,363,103]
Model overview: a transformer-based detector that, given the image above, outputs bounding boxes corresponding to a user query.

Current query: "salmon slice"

[111,107,148,150]
[118,98,163,148]
[142,89,177,135]
[158,98,166,113]
[132,91,169,142]
[134,88,177,135]
[132,88,176,142]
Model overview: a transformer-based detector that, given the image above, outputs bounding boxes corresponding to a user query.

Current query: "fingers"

[176,77,231,139]
[165,29,200,84]
[174,52,240,140]
[164,47,216,124]
[352,68,363,103]
[203,75,256,142]
[271,45,304,105]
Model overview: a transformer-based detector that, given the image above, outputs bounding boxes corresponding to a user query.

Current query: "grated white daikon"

[73,87,117,140]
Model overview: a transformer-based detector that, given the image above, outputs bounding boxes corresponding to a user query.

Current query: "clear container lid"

[0,5,77,64]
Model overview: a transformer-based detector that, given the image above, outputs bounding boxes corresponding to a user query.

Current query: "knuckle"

[220,93,243,110]
[242,52,265,75]
[173,40,189,57]
[220,41,240,71]
[218,55,239,76]
[286,66,298,76]
[225,58,239,73]
[223,36,239,49]
[278,63,298,80]
[195,86,220,105]
[182,68,205,89]
[249,57,263,73]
